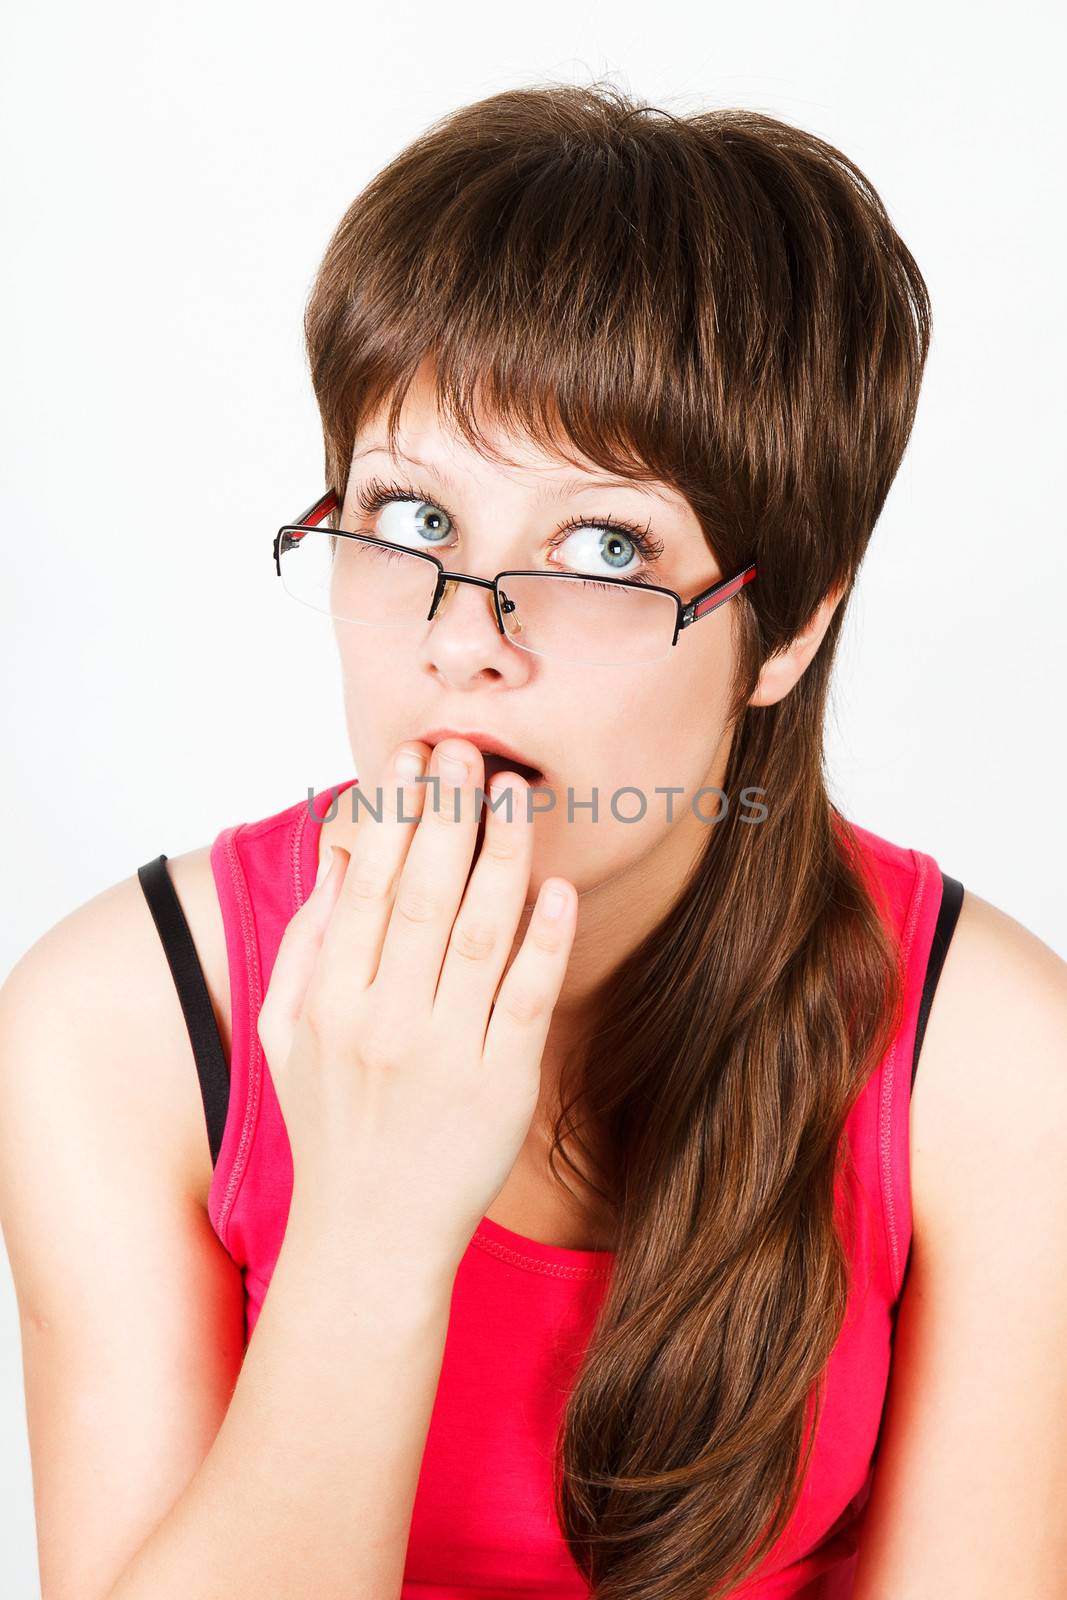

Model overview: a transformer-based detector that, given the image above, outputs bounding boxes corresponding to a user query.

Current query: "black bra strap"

[911,871,965,1092]
[133,849,960,1185]
[891,870,966,1316]
[137,854,230,1168]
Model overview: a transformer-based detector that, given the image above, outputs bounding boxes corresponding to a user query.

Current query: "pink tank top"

[199,778,957,1598]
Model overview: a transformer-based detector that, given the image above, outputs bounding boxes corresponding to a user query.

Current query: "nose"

[423,573,529,686]
[433,573,501,628]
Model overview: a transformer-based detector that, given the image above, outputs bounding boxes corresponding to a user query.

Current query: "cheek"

[590,664,722,795]
[532,669,722,865]
[336,633,407,764]
[335,624,380,681]
[336,618,421,710]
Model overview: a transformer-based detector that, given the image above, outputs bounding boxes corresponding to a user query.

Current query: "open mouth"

[470,751,545,859]
[478,750,544,788]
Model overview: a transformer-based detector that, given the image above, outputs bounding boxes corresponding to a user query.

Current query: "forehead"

[348,361,688,506]
[352,441,686,508]
[353,421,679,512]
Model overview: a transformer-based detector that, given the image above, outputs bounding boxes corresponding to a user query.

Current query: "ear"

[748,581,847,709]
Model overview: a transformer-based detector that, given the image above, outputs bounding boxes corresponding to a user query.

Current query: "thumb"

[257,845,349,1056]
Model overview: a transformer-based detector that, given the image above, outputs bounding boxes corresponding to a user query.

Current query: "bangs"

[308,110,716,515]
[304,84,930,643]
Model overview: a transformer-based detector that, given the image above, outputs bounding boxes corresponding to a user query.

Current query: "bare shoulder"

[0,849,244,1599]
[0,845,231,1219]
[909,885,1067,1236]
[852,887,1067,1596]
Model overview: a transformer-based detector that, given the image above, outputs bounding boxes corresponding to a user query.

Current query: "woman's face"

[332,368,743,915]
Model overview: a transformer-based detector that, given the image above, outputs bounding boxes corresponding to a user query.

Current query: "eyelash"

[350,475,667,584]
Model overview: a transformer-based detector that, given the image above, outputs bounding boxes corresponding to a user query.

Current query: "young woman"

[3,83,1066,1600]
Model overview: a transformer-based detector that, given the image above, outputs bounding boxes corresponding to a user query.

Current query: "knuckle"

[478,833,521,866]
[394,885,438,926]
[430,788,465,827]
[299,979,346,1045]
[449,920,497,964]
[342,862,396,905]
[358,1023,404,1073]
[299,999,335,1045]
[423,784,452,820]
[528,920,566,956]
[499,985,546,1027]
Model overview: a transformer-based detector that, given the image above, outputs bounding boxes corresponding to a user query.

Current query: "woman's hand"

[256,738,578,1284]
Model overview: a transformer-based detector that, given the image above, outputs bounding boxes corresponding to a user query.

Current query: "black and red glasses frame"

[274,489,758,648]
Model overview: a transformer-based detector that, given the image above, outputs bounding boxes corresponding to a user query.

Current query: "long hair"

[303,81,930,1598]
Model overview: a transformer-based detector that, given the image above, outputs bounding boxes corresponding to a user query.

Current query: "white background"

[2,0,1065,1590]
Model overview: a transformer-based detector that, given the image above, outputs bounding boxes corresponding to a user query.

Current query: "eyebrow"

[350,444,678,505]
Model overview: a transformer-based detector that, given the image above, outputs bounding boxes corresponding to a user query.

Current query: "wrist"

[279,1193,460,1321]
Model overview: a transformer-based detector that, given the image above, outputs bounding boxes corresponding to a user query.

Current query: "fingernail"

[396,746,426,781]
[542,884,567,920]
[315,845,334,887]
[437,749,469,783]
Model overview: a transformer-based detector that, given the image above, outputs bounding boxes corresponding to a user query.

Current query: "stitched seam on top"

[291,797,308,911]
[216,828,265,1249]
[471,1229,612,1279]
[878,849,928,1298]
[296,781,357,902]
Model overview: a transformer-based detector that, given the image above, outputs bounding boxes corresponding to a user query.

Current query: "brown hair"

[304,81,930,1598]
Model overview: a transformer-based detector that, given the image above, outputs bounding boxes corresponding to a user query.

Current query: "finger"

[431,771,534,1039]
[481,876,577,1074]
[258,844,348,1060]
[370,739,486,1011]
[315,742,431,995]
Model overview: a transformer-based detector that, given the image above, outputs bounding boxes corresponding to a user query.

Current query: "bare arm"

[4,745,574,1599]
[852,891,1067,1597]
[0,866,455,1600]
[104,1206,455,1600]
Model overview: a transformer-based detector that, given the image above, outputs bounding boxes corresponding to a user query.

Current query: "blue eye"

[547,521,650,580]
[351,476,667,586]
[364,487,452,549]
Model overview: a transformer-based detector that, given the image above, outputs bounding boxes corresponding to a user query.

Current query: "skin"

[5,365,1067,1598]
[317,361,843,1110]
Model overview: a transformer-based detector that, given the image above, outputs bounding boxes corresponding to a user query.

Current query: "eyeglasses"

[273,490,757,668]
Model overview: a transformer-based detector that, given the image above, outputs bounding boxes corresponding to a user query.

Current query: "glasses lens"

[498,573,676,665]
[278,529,438,626]
[278,529,677,664]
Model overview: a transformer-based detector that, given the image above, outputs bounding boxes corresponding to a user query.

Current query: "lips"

[416,727,546,786]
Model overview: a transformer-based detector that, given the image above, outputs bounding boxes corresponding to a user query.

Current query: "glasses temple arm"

[680,563,757,627]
